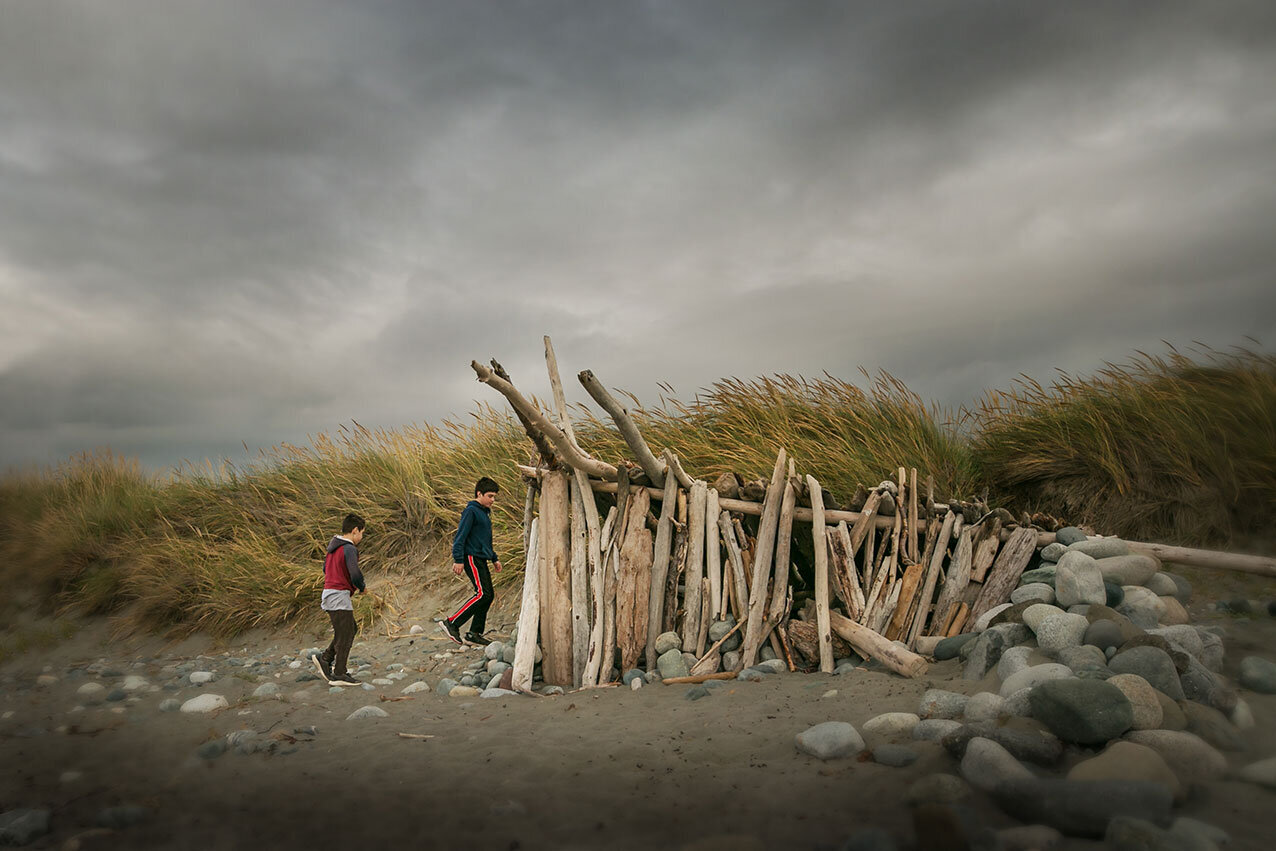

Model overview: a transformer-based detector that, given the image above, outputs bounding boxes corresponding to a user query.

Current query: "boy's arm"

[344,544,365,592]
[451,506,475,564]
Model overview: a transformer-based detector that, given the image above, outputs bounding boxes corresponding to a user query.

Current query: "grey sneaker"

[312,654,332,681]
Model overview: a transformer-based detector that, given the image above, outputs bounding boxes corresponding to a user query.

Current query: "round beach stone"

[996,646,1035,682]
[1035,613,1089,651]
[1067,741,1182,802]
[1002,687,1033,718]
[346,705,390,720]
[912,719,963,742]
[189,671,216,684]
[1029,679,1133,745]
[1238,755,1276,790]
[960,737,1033,791]
[1019,566,1057,587]
[449,685,481,698]
[656,648,690,680]
[1055,645,1108,675]
[159,698,181,712]
[1143,573,1179,597]
[905,773,973,806]
[1162,572,1193,603]
[1039,542,1068,562]
[401,681,429,695]
[1082,619,1123,651]
[941,721,1064,766]
[252,682,280,698]
[933,633,977,661]
[1158,597,1190,626]
[872,744,919,767]
[1054,527,1088,546]
[1123,730,1227,786]
[1054,550,1106,608]
[990,778,1172,839]
[963,692,1005,723]
[862,712,920,740]
[795,721,864,760]
[77,682,105,696]
[1022,604,1064,633]
[434,678,458,696]
[1196,629,1224,672]
[654,631,682,655]
[918,689,968,720]
[1104,581,1125,607]
[1180,701,1243,752]
[1108,646,1184,701]
[1117,586,1166,630]
[999,663,1073,698]
[180,694,229,714]
[1010,583,1055,606]
[1095,554,1159,587]
[1239,655,1276,694]
[1105,674,1163,730]
[1067,537,1129,559]
[1146,625,1204,659]
[708,618,741,652]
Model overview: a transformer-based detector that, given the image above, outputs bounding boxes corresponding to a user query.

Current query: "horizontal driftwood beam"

[513,464,1275,578]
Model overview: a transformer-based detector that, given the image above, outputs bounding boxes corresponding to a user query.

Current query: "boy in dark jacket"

[314,513,366,685]
[438,477,501,646]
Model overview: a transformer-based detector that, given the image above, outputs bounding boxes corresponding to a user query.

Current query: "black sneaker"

[312,655,333,681]
[437,619,463,645]
[464,632,492,646]
[329,673,359,686]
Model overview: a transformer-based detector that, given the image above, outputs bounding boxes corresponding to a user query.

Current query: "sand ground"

[2,586,1275,850]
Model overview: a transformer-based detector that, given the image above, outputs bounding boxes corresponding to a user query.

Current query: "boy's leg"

[332,610,358,676]
[447,556,486,631]
[319,612,339,676]
[467,560,495,635]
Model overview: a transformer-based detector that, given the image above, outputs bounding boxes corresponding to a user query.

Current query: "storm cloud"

[2,1,1274,470]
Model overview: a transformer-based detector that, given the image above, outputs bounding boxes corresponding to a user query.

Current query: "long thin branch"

[473,360,618,481]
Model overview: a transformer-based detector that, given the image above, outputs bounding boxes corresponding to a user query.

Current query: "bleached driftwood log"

[706,488,723,618]
[568,478,589,686]
[829,521,865,620]
[720,512,749,624]
[969,527,1038,623]
[645,467,680,670]
[767,471,797,637]
[807,475,834,673]
[905,509,958,647]
[511,518,541,693]
[741,449,788,668]
[617,483,653,672]
[538,468,573,686]
[828,610,928,678]
[969,516,1003,583]
[682,479,708,650]
[576,369,692,488]
[583,505,617,686]
[932,525,973,635]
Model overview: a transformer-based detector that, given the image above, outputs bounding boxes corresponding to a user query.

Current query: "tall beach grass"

[1,346,1270,638]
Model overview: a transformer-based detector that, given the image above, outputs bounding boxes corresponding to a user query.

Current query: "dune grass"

[0,345,1270,639]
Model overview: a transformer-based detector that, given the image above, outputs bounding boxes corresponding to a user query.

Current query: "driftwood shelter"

[474,339,1276,693]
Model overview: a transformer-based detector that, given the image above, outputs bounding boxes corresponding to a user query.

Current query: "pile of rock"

[797,531,1276,848]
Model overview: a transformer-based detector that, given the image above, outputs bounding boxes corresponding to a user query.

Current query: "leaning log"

[741,449,789,668]
[720,513,749,622]
[645,467,680,670]
[577,368,670,487]
[807,475,835,673]
[906,509,958,647]
[511,518,541,693]
[931,526,973,635]
[969,527,1038,623]
[788,618,853,664]
[828,610,928,678]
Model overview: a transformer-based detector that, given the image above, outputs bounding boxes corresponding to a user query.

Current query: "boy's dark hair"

[342,513,366,534]
[475,477,500,496]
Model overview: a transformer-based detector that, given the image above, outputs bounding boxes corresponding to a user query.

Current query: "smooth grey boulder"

[1238,755,1276,790]
[905,773,974,806]
[1123,730,1228,786]
[1117,586,1166,630]
[988,778,1172,838]
[1028,679,1134,745]
[1162,572,1193,603]
[1147,625,1204,660]
[0,809,51,846]
[654,631,682,655]
[1108,646,1184,701]
[934,633,977,661]
[1039,541,1068,562]
[708,618,741,652]
[913,719,964,742]
[1011,583,1055,606]
[1096,554,1160,587]
[1196,629,1224,672]
[1054,551,1106,608]
[973,603,1014,633]
[1022,603,1064,633]
[1106,674,1164,731]
[1179,656,1237,713]
[795,721,864,760]
[1056,646,1109,675]
[1067,537,1130,559]
[999,663,1073,698]
[656,648,690,680]
[1144,573,1179,597]
[963,692,1005,723]
[918,689,968,720]
[862,712,920,740]
[1035,612,1090,652]
[1180,701,1244,752]
[941,721,1064,766]
[1083,619,1124,651]
[960,737,1033,791]
[1019,566,1057,587]
[872,744,919,767]
[996,646,1035,682]
[346,705,389,720]
[1054,527,1088,546]
[1239,655,1276,694]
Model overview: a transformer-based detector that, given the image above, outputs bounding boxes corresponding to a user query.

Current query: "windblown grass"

[0,345,1270,638]
[971,345,1276,546]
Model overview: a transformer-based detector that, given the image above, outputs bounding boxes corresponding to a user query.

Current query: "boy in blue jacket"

[438,477,501,646]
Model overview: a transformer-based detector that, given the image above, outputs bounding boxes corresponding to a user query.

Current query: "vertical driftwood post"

[568,478,589,686]
[767,469,797,635]
[646,468,680,669]
[932,526,974,635]
[905,509,957,648]
[522,482,536,556]
[969,527,1038,623]
[695,577,712,656]
[706,488,723,619]
[807,475,834,673]
[583,505,616,686]
[538,469,573,686]
[909,467,919,565]
[682,480,708,650]
[741,449,788,668]
[512,518,541,693]
[617,486,653,672]
[720,513,749,625]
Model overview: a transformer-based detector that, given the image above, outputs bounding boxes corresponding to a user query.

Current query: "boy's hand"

[452,563,464,576]
[493,561,502,572]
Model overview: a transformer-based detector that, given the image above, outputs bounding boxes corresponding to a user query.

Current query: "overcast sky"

[2,1,1274,473]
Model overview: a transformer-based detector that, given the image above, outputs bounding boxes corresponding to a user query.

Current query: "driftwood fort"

[475,338,1276,693]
